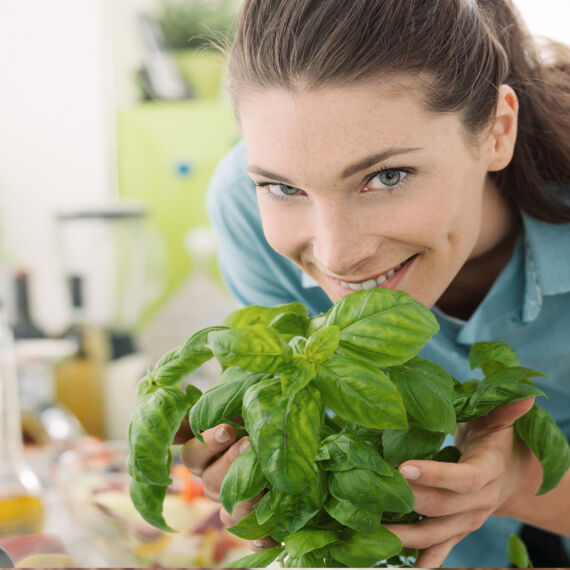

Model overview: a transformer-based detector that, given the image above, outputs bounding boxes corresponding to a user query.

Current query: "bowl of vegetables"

[55,440,251,567]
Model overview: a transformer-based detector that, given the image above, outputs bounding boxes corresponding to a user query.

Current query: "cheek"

[258,201,308,258]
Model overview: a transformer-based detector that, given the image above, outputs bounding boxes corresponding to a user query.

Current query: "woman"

[181,0,570,566]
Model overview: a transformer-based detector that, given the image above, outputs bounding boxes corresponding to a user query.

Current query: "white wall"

[0,0,117,332]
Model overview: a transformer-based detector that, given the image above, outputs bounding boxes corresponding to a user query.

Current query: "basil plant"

[127,288,570,568]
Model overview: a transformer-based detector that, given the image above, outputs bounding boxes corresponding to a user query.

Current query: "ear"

[486,84,518,172]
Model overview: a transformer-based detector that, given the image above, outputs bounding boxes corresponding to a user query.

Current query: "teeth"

[336,261,405,290]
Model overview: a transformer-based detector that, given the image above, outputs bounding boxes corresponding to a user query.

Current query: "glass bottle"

[0,302,43,537]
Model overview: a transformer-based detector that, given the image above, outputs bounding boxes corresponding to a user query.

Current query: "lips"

[327,255,418,297]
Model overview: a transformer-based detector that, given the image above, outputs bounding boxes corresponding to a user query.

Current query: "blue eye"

[267,183,300,197]
[368,169,409,190]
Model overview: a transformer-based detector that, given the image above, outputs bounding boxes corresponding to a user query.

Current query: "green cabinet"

[117,100,239,324]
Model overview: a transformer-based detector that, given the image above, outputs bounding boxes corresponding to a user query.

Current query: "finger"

[180,424,238,476]
[409,480,499,518]
[385,510,487,551]
[172,417,193,445]
[414,533,467,568]
[251,537,279,552]
[399,459,493,494]
[201,437,252,501]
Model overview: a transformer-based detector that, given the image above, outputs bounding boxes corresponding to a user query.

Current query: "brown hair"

[227,0,570,223]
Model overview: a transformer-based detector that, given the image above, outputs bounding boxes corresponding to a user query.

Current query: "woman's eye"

[367,169,408,190]
[266,183,300,197]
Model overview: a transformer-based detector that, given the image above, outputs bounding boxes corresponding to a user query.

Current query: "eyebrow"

[247,147,422,185]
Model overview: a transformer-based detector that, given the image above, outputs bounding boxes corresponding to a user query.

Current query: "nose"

[311,198,378,276]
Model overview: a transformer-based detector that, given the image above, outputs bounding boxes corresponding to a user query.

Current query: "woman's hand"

[384,398,540,568]
[179,423,276,552]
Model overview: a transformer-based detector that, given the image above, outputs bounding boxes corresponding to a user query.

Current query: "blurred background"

[0,0,567,566]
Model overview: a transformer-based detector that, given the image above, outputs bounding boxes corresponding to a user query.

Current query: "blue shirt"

[206,140,570,567]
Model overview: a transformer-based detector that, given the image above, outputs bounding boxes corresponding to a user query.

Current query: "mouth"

[329,254,418,294]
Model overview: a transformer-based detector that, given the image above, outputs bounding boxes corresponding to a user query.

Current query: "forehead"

[238,77,466,178]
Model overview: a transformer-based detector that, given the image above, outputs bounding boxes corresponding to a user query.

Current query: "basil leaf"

[514,405,570,495]
[208,324,292,373]
[153,326,226,386]
[189,366,266,443]
[387,356,456,434]
[329,525,402,567]
[268,311,310,339]
[227,510,285,540]
[254,490,274,525]
[129,479,174,532]
[244,378,323,494]
[220,448,267,515]
[469,341,520,376]
[507,534,533,569]
[304,326,340,362]
[457,369,545,422]
[223,302,308,328]
[324,289,439,366]
[324,496,383,534]
[383,426,445,466]
[269,468,326,532]
[285,529,339,558]
[329,467,415,514]
[316,433,393,475]
[225,546,284,569]
[279,355,315,398]
[315,355,407,429]
[127,386,188,486]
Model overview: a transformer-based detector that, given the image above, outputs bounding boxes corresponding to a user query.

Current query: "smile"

[334,256,416,291]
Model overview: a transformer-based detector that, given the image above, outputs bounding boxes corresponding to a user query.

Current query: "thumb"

[477,397,535,431]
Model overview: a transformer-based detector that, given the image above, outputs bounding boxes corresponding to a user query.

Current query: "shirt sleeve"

[206,140,331,315]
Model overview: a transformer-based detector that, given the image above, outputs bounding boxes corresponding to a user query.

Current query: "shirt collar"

[521,210,570,322]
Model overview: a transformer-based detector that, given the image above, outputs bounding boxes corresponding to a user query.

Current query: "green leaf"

[185,384,202,407]
[316,433,393,475]
[329,467,415,514]
[304,326,340,362]
[220,448,267,516]
[469,341,520,376]
[329,525,402,567]
[223,302,309,328]
[129,479,174,532]
[269,468,326,532]
[315,355,407,429]
[254,490,274,525]
[227,510,284,540]
[387,356,456,434]
[514,405,570,495]
[189,366,266,443]
[268,311,310,339]
[153,326,226,386]
[324,289,439,367]
[507,534,533,568]
[208,324,292,373]
[244,378,323,494]
[284,529,339,558]
[225,546,284,569]
[324,496,383,534]
[220,448,267,515]
[127,386,189,486]
[383,426,445,466]
[279,355,316,398]
[457,369,545,422]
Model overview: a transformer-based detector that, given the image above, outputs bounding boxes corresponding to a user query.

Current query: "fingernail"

[400,465,421,480]
[215,426,231,443]
[252,539,265,548]
[239,438,251,453]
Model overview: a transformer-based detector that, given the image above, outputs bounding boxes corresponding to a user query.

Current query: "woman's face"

[239,78,515,308]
